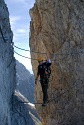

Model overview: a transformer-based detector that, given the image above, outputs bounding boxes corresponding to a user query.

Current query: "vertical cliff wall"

[0,1,42,125]
[0,0,16,125]
[29,0,84,125]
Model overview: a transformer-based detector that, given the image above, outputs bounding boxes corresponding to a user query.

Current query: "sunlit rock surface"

[29,0,84,125]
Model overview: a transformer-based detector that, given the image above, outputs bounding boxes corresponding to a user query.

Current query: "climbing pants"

[40,78,49,102]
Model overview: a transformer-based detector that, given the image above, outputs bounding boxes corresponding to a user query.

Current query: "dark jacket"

[37,60,51,79]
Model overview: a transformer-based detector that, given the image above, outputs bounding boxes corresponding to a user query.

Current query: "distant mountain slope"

[16,60,34,103]
[11,91,42,125]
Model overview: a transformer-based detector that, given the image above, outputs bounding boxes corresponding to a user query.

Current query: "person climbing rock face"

[35,57,52,107]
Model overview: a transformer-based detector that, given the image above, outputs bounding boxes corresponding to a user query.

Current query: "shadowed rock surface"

[0,0,41,125]
[0,0,15,124]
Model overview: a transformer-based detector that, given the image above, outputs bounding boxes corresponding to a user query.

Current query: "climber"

[35,57,52,106]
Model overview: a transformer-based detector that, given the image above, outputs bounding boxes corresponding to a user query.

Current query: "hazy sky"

[4,0,35,74]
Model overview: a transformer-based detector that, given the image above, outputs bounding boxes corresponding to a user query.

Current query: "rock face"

[29,0,84,125]
[0,1,41,125]
[0,0,16,125]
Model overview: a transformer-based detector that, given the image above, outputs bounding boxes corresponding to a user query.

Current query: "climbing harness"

[44,66,51,79]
